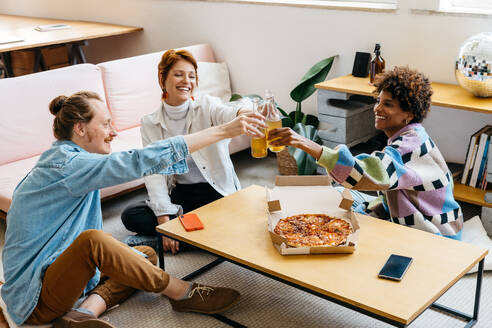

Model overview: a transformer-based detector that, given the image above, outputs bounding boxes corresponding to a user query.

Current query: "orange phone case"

[179,213,204,231]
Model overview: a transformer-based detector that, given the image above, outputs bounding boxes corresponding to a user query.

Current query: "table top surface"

[0,14,142,52]
[157,185,487,325]
[315,74,492,114]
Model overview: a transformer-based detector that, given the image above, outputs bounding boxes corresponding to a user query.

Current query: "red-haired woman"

[121,49,254,253]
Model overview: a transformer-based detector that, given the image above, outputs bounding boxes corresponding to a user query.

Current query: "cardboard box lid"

[275,175,331,186]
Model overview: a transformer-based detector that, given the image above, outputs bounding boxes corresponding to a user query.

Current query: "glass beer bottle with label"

[263,89,284,152]
[369,43,385,85]
[250,97,267,158]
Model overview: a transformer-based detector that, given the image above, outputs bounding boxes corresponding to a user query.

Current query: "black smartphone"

[378,254,413,281]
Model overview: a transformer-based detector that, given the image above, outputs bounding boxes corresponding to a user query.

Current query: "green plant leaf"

[277,106,289,117]
[281,116,294,128]
[229,93,243,102]
[288,111,304,123]
[288,123,319,175]
[290,55,337,103]
[294,102,302,124]
[301,112,307,125]
[305,114,319,129]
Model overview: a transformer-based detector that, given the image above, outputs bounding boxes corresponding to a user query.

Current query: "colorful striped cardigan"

[317,123,463,237]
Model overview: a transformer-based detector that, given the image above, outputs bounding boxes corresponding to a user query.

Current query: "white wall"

[2,0,491,162]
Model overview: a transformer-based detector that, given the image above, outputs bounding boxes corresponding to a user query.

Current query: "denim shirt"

[2,136,189,325]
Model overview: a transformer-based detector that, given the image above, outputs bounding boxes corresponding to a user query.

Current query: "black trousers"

[121,182,223,236]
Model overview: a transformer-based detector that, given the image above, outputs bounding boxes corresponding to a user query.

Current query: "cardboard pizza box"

[267,175,360,255]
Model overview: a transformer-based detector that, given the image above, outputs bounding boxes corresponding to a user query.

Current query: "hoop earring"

[191,95,195,101]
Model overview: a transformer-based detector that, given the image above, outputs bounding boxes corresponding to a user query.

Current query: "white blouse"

[140,95,245,216]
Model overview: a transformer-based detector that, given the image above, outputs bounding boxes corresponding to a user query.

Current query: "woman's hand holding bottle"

[268,127,323,160]
[223,111,267,139]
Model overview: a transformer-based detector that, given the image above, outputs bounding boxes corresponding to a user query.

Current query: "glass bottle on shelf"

[250,97,267,158]
[263,89,285,153]
[369,43,385,85]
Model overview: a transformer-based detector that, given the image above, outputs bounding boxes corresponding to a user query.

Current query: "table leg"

[181,258,224,281]
[70,41,88,64]
[33,48,45,73]
[430,259,484,328]
[0,52,13,78]
[157,233,165,271]
[472,259,484,322]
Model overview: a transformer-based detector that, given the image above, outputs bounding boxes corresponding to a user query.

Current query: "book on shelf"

[469,126,492,188]
[477,163,487,190]
[461,125,491,185]
[477,137,490,189]
[463,144,478,184]
[461,127,483,184]
[483,151,492,190]
[489,145,492,174]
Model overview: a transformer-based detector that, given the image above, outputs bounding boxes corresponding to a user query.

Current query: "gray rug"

[101,246,492,328]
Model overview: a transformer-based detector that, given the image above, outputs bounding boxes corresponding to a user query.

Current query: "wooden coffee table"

[156,185,487,327]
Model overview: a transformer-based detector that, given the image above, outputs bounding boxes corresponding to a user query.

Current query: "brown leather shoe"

[53,310,116,328]
[169,283,240,314]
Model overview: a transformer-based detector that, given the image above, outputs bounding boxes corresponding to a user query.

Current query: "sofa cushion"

[0,156,39,213]
[195,62,232,103]
[0,128,145,213]
[0,64,106,166]
[98,44,217,132]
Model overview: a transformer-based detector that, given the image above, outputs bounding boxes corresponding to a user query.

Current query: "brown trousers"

[26,229,170,325]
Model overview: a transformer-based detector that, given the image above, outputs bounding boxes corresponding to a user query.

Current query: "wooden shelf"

[454,183,491,208]
[315,75,492,115]
[316,74,492,206]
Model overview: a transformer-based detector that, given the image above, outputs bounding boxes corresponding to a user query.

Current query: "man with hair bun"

[268,66,463,240]
[2,91,266,327]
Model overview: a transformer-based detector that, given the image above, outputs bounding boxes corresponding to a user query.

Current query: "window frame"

[184,0,398,12]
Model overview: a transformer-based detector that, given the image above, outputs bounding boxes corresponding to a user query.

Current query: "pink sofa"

[0,44,249,218]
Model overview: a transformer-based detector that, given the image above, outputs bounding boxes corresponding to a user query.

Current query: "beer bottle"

[369,43,385,85]
[263,90,285,152]
[250,98,267,158]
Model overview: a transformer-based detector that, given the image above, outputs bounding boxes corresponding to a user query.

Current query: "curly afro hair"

[373,67,433,123]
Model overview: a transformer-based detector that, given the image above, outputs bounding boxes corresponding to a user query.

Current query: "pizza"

[273,214,352,248]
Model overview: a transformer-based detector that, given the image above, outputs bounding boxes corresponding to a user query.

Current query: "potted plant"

[277,55,337,175]
[229,55,336,175]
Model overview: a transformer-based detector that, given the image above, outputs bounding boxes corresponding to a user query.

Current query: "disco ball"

[455,32,492,97]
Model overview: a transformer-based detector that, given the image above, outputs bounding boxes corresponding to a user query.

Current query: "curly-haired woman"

[268,67,463,240]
